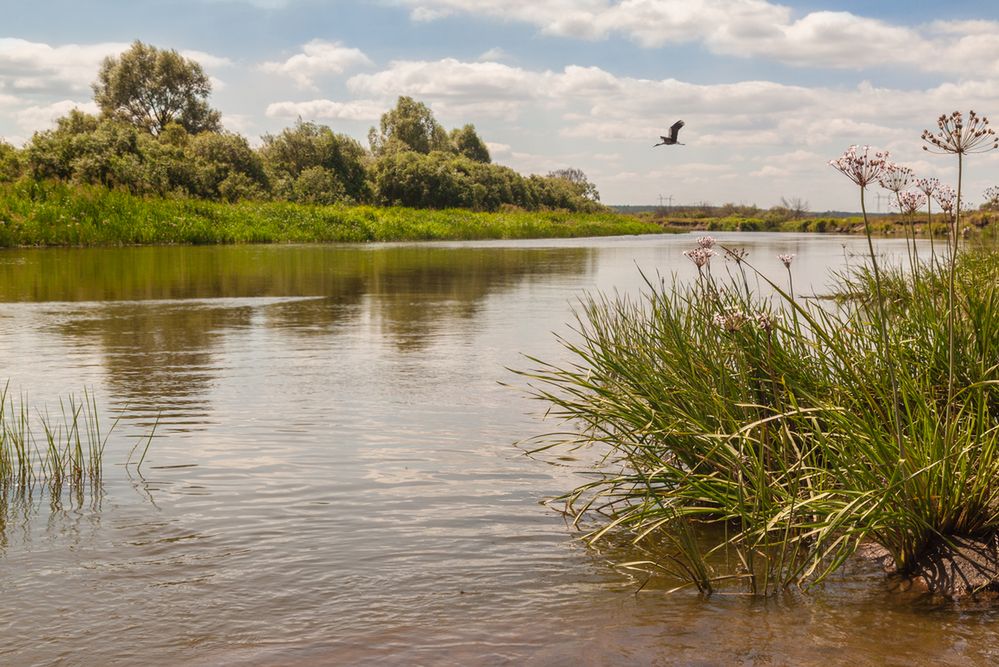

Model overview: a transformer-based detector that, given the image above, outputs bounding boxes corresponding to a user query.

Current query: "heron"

[654,120,685,147]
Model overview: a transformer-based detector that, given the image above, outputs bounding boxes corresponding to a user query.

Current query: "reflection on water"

[1,233,993,666]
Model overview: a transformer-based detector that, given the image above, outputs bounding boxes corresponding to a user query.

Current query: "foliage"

[93,40,221,135]
[449,124,491,163]
[371,151,605,212]
[369,96,450,155]
[0,140,21,182]
[260,120,369,203]
[5,43,603,214]
[547,167,601,202]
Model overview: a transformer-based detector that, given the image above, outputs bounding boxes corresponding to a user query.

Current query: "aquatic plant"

[0,386,122,503]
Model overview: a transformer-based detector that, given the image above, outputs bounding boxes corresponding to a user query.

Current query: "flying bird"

[654,120,685,147]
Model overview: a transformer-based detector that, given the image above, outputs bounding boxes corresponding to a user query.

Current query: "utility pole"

[874,192,889,213]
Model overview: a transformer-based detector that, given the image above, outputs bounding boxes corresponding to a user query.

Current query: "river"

[1,233,995,666]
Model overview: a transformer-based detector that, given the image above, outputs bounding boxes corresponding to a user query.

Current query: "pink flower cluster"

[683,247,715,269]
[915,177,939,197]
[878,162,914,193]
[896,191,927,216]
[934,184,956,214]
[778,253,795,268]
[829,145,889,188]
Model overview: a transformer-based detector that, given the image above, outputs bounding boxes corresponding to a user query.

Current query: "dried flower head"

[829,145,889,188]
[922,110,999,154]
[934,184,956,213]
[724,247,749,264]
[878,162,914,193]
[915,177,939,197]
[683,247,716,269]
[713,309,749,333]
[778,253,795,268]
[897,190,927,216]
[696,235,716,249]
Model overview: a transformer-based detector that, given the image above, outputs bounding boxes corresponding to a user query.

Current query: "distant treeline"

[0,42,602,214]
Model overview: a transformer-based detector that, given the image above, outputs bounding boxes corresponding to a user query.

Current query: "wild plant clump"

[522,112,999,596]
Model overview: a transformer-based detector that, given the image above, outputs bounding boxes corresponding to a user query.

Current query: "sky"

[3,0,999,210]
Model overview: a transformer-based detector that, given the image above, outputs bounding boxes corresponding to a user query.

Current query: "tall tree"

[547,167,600,202]
[93,40,221,135]
[449,124,491,163]
[369,96,449,155]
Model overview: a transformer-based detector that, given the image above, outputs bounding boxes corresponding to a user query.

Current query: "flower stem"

[860,186,905,459]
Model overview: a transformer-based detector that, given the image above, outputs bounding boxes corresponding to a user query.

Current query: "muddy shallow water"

[2,233,996,666]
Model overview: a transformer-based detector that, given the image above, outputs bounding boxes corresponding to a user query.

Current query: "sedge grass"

[520,242,999,595]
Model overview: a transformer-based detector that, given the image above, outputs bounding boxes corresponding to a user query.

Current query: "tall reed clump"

[520,114,999,596]
[0,386,117,505]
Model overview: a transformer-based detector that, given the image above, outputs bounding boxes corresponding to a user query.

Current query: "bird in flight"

[654,120,685,147]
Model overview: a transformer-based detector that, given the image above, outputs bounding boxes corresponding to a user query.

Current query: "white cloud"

[0,38,127,94]
[15,99,99,132]
[393,1,999,74]
[260,40,372,88]
[0,39,231,98]
[265,99,384,121]
[477,47,510,62]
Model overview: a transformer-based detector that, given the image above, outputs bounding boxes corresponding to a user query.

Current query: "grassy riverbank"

[0,180,664,247]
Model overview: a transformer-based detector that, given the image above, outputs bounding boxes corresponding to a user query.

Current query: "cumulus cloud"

[0,39,232,98]
[393,1,999,73]
[0,38,127,94]
[265,99,384,120]
[15,99,99,132]
[260,40,372,88]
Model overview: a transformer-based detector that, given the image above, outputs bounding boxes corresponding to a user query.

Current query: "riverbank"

[0,180,664,247]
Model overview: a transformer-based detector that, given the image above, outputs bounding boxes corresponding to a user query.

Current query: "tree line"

[0,41,602,213]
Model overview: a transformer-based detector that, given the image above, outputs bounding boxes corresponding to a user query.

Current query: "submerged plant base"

[861,537,999,601]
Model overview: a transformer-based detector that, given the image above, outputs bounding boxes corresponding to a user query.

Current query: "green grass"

[0,179,666,247]
[0,386,115,502]
[520,240,999,596]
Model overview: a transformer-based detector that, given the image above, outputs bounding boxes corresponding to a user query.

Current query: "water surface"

[1,233,995,666]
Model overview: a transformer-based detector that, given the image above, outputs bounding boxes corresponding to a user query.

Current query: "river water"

[1,233,996,666]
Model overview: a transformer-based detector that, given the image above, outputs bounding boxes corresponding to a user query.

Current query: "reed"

[0,386,119,501]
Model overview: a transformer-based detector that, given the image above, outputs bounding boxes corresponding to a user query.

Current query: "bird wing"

[669,120,685,140]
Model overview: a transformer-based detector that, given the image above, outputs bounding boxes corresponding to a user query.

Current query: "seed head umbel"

[934,184,956,214]
[897,190,927,216]
[922,110,999,155]
[829,145,889,188]
[683,247,715,269]
[878,162,914,193]
[915,177,939,197]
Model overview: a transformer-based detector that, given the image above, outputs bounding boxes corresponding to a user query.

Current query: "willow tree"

[93,40,221,135]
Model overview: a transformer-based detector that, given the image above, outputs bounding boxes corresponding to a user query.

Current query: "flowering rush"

[829,145,889,188]
[696,235,716,249]
[922,110,999,155]
[934,184,956,214]
[897,191,927,216]
[915,177,939,197]
[683,247,715,268]
[878,162,914,193]
[778,253,795,268]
